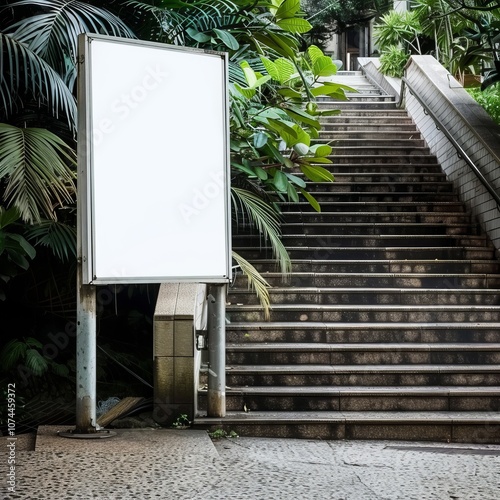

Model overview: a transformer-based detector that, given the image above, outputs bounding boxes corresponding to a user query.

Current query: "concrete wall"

[152,283,206,426]
[404,56,500,253]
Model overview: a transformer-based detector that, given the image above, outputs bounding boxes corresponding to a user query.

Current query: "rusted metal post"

[207,283,226,417]
[75,276,97,433]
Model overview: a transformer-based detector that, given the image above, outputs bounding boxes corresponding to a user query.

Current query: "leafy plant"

[379,44,410,77]
[0,206,36,300]
[208,428,239,439]
[466,85,500,124]
[171,413,191,428]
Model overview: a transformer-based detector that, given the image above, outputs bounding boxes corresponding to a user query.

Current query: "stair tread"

[226,343,500,352]
[217,386,500,395]
[226,321,500,330]
[195,411,500,424]
[228,304,500,311]
[226,364,500,373]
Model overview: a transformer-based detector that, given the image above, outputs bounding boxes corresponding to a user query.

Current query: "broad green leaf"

[278,88,303,99]
[307,45,324,66]
[8,233,36,259]
[234,83,256,99]
[273,170,288,192]
[255,75,272,87]
[253,131,268,149]
[284,172,306,188]
[313,56,338,77]
[291,124,311,146]
[240,61,257,87]
[300,164,334,182]
[0,207,20,229]
[275,58,296,83]
[293,142,310,156]
[299,188,321,212]
[266,118,298,147]
[287,183,299,202]
[302,156,333,164]
[260,56,280,80]
[309,144,333,157]
[186,27,211,43]
[255,167,268,180]
[283,106,321,129]
[232,162,256,176]
[277,18,312,34]
[276,0,301,19]
[213,28,239,50]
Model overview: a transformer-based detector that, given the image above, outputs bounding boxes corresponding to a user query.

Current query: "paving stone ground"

[1,426,499,499]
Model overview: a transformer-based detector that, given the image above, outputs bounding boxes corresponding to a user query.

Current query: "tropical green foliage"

[0,206,35,300]
[379,44,410,77]
[467,84,500,124]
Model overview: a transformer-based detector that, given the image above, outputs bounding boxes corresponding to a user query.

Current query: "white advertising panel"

[78,35,231,284]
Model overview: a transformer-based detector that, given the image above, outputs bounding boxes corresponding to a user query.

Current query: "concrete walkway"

[1,426,499,499]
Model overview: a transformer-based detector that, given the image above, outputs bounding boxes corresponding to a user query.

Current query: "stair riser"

[234,236,489,248]
[304,184,454,193]
[199,394,500,412]
[332,147,431,156]
[321,124,416,131]
[229,290,500,305]
[278,214,471,224]
[323,138,427,147]
[226,328,500,344]
[329,164,441,172]
[223,373,500,387]
[279,202,466,212]
[194,421,500,443]
[328,155,438,164]
[226,351,500,365]
[318,102,397,109]
[280,225,474,236]
[331,174,447,182]
[249,261,500,274]
[227,309,500,323]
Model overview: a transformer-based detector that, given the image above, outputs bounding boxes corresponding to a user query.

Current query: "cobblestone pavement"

[1,427,499,499]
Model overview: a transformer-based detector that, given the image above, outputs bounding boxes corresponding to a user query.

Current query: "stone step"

[247,259,500,274]
[331,146,432,156]
[226,304,500,323]
[224,343,500,366]
[321,111,411,121]
[277,212,472,224]
[198,386,500,412]
[221,364,500,387]
[321,123,416,131]
[326,154,438,164]
[304,182,453,193]
[234,234,491,248]
[234,246,495,260]
[323,138,427,147]
[280,223,475,236]
[225,322,500,344]
[328,163,442,172]
[193,411,500,442]
[228,287,500,305]
[296,193,460,204]
[278,201,465,212]
[330,173,447,182]
[318,101,397,109]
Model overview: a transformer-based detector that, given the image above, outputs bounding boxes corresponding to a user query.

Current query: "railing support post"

[207,283,226,417]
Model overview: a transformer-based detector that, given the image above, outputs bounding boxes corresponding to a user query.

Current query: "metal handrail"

[399,76,500,211]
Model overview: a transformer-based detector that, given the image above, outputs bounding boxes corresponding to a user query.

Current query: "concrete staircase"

[195,72,500,442]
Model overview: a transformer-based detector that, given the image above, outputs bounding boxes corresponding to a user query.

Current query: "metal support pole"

[207,283,226,418]
[75,276,97,433]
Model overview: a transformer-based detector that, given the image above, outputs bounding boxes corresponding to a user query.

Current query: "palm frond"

[25,219,76,262]
[231,186,291,275]
[0,124,76,223]
[8,0,136,88]
[0,32,77,130]
[232,250,271,320]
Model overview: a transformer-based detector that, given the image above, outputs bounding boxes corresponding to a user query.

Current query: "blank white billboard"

[77,35,231,284]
